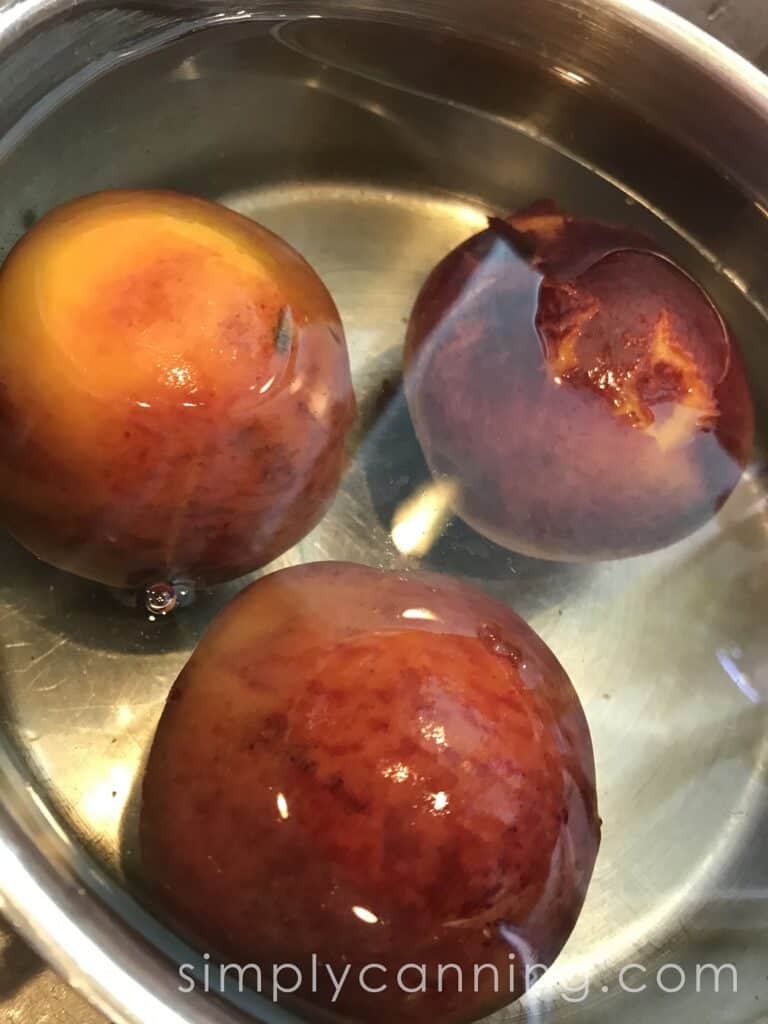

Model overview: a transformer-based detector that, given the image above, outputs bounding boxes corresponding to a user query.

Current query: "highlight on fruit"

[0,190,356,591]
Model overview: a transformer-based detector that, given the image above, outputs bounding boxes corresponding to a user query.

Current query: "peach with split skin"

[140,561,600,1023]
[0,190,356,589]
[404,200,754,561]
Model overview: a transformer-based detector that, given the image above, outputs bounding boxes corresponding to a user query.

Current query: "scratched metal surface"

[0,1,766,1022]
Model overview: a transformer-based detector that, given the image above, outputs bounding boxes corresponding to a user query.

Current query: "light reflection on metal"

[114,706,134,728]
[717,649,762,704]
[81,766,133,832]
[552,66,588,86]
[391,479,458,556]
[173,57,201,81]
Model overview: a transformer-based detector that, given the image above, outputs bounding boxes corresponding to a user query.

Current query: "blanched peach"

[405,201,754,561]
[140,562,600,1023]
[0,190,355,588]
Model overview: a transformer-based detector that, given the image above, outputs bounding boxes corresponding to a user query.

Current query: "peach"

[405,200,754,561]
[140,562,600,1023]
[0,190,355,589]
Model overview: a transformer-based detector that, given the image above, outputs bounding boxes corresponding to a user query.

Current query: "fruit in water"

[141,561,600,1023]
[404,200,754,561]
[0,190,355,588]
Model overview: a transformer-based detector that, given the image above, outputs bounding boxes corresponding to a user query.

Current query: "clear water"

[0,14,765,1024]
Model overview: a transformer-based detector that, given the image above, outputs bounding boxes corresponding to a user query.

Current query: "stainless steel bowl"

[0,2,766,1023]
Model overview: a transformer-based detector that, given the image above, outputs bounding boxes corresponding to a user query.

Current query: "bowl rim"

[606,0,768,114]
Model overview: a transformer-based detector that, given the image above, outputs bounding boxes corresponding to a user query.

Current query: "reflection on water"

[390,478,458,557]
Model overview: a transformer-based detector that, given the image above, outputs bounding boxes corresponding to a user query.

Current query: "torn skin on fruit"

[405,201,754,561]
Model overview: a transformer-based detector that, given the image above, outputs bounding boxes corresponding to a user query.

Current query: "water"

[0,13,765,1024]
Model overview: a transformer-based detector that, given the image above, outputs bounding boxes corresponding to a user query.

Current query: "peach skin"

[404,201,754,561]
[141,562,601,1023]
[0,190,356,589]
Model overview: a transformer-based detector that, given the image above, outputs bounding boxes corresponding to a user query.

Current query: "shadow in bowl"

[0,530,244,658]
[0,923,43,1001]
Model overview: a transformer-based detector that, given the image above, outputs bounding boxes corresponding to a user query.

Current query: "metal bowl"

[0,2,766,1023]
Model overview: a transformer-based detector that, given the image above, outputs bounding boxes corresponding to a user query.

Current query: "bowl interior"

[0,7,766,1024]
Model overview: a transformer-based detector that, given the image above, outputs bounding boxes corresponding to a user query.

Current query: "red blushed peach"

[140,562,600,1023]
[0,190,355,588]
[404,201,754,561]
